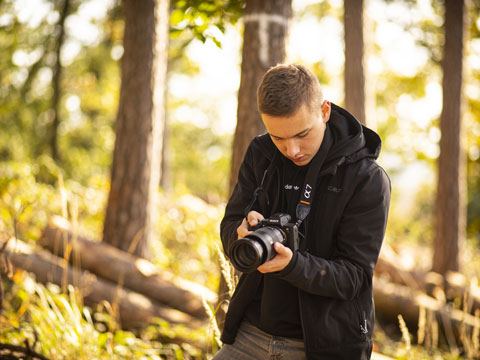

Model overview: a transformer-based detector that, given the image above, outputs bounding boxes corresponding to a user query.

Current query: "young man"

[215,64,391,359]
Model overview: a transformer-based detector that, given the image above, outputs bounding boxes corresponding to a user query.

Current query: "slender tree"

[344,0,366,125]
[103,0,169,258]
[433,0,466,274]
[50,0,71,161]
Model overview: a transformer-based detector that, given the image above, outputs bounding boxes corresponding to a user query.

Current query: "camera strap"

[295,125,333,226]
[244,150,280,217]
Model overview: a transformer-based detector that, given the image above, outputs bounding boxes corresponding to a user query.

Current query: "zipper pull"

[360,318,368,334]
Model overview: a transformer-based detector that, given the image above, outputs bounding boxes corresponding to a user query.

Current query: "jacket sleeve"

[277,164,391,300]
[220,142,260,259]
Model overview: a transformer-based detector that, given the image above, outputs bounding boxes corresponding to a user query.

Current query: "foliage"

[168,121,231,203]
[0,0,119,185]
[170,0,244,47]
[0,159,109,245]
[0,0,56,160]
[151,191,225,291]
[0,160,61,242]
[386,182,435,250]
[294,0,341,20]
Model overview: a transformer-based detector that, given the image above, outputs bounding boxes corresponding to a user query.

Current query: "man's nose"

[285,139,300,158]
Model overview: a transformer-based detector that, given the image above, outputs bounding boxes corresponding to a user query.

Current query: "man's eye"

[297,132,308,138]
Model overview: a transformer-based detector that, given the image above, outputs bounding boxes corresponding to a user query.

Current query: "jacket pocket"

[301,293,369,349]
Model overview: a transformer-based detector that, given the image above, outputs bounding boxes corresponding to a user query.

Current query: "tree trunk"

[219,0,292,331]
[103,0,169,258]
[3,239,202,330]
[50,0,71,161]
[160,57,172,192]
[344,0,366,125]
[433,0,465,274]
[39,216,216,319]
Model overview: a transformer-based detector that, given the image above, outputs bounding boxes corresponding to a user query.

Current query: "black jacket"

[220,104,391,359]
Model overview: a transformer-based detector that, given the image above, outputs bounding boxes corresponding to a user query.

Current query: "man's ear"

[321,100,331,123]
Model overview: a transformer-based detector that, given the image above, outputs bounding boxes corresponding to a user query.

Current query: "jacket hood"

[253,103,382,171]
[327,103,381,165]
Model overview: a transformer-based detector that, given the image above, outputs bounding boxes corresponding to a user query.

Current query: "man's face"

[261,101,331,166]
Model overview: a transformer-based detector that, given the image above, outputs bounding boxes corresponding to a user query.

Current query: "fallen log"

[39,216,216,320]
[375,245,427,290]
[374,275,478,348]
[375,245,480,313]
[2,238,204,332]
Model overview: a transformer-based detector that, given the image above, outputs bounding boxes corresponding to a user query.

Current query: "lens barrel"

[229,226,286,273]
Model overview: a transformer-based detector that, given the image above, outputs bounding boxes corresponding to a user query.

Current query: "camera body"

[229,213,299,273]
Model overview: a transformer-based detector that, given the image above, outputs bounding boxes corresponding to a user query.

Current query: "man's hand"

[237,211,264,239]
[257,242,293,273]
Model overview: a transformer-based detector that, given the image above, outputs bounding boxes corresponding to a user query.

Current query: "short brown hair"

[257,64,323,117]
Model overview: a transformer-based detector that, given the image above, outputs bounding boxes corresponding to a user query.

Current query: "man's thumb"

[274,242,286,253]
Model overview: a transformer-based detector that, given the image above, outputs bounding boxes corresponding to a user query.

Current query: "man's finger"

[247,211,264,226]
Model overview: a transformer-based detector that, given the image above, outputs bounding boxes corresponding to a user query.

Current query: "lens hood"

[229,226,286,273]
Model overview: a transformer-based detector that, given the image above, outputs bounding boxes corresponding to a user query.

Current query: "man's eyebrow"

[269,127,311,140]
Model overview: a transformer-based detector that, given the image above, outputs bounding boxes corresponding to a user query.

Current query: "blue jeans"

[213,320,306,360]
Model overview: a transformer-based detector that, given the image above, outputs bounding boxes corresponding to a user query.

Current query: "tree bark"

[3,239,202,331]
[433,0,465,274]
[344,0,366,125]
[103,0,169,258]
[39,216,216,319]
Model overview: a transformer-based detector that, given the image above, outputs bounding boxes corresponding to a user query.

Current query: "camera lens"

[229,227,286,273]
[229,238,264,272]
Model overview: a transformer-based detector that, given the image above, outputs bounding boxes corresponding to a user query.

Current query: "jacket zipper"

[354,299,368,337]
[298,217,310,356]
[297,213,309,355]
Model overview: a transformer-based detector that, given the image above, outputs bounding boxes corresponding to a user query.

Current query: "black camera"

[229,213,299,273]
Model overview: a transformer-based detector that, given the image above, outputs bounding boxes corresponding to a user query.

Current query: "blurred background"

[0,0,479,359]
